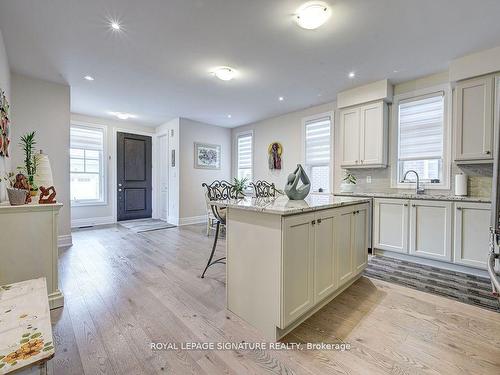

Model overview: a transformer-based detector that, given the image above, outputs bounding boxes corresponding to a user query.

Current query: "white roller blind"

[398,94,444,161]
[70,125,104,151]
[237,133,252,181]
[305,116,331,165]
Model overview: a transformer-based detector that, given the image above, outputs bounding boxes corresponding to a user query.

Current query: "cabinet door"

[282,213,315,327]
[360,102,387,166]
[340,107,360,167]
[353,206,369,273]
[453,202,490,269]
[336,208,354,286]
[314,210,337,303]
[455,76,494,161]
[373,198,409,253]
[409,200,452,261]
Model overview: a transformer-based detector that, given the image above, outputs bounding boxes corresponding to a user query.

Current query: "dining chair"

[200,180,238,278]
[250,180,279,198]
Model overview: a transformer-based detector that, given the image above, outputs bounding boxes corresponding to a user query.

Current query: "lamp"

[35,151,54,189]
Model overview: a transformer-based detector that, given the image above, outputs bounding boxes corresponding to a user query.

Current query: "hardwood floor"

[46,223,500,375]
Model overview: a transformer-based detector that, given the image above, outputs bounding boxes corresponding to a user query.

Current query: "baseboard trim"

[71,216,115,228]
[167,216,180,226]
[179,215,207,226]
[57,234,73,248]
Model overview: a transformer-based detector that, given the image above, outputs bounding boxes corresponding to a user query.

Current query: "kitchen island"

[213,195,370,341]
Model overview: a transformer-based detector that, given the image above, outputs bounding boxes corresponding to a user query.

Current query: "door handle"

[311,220,316,225]
[317,218,322,224]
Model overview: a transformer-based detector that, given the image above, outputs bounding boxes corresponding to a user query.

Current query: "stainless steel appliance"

[489,77,500,300]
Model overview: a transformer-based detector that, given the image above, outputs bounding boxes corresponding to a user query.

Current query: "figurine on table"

[38,186,57,204]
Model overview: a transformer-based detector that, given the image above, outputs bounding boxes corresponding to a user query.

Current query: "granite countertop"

[334,191,491,203]
[211,195,370,216]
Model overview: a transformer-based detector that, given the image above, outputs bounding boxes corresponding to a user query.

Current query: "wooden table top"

[0,278,54,374]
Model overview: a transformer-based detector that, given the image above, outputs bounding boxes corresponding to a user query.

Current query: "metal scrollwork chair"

[201,180,238,278]
[250,180,278,198]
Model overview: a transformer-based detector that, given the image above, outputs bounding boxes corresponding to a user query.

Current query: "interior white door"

[353,206,368,273]
[360,102,384,166]
[409,200,452,261]
[340,107,360,167]
[158,135,169,221]
[373,198,409,253]
[314,209,337,303]
[282,213,315,327]
[336,208,354,286]
[453,202,491,269]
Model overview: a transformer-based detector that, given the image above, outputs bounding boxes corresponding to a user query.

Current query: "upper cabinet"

[454,75,495,163]
[340,101,388,168]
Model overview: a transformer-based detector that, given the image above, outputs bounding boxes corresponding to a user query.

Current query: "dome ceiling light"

[212,67,237,81]
[295,2,331,30]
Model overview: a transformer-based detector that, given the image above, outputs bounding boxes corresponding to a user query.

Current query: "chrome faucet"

[403,170,425,195]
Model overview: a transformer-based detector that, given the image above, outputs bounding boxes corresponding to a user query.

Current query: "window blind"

[70,126,104,151]
[237,133,252,178]
[305,116,331,165]
[398,94,444,161]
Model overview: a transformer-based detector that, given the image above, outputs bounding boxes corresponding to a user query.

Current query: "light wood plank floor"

[46,224,500,375]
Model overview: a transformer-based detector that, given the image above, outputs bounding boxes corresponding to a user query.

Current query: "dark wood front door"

[117,132,152,221]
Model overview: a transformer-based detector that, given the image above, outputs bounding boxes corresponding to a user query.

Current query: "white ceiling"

[1,0,500,128]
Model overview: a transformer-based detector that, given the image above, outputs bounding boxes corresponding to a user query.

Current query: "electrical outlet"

[366,176,372,184]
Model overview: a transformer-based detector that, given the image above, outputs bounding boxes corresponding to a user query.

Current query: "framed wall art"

[194,142,221,170]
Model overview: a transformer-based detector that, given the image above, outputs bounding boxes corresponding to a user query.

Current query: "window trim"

[234,130,254,189]
[301,111,334,194]
[70,122,108,207]
[390,84,451,190]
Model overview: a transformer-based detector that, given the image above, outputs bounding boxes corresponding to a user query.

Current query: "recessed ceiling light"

[212,67,236,81]
[348,71,356,78]
[279,96,284,101]
[110,21,121,31]
[84,75,94,81]
[295,2,331,30]
[227,114,232,118]
[110,111,136,120]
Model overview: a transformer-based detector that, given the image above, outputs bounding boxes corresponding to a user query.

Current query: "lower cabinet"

[453,202,491,269]
[409,200,452,262]
[373,198,490,269]
[282,204,368,328]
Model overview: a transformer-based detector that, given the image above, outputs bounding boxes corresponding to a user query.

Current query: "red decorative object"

[268,142,283,170]
[0,89,10,157]
[38,186,57,204]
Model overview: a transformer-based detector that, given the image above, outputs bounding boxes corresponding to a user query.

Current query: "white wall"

[231,102,336,191]
[0,30,11,202]
[179,118,231,223]
[10,73,71,238]
[70,113,156,227]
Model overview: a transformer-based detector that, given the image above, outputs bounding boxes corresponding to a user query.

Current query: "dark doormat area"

[364,255,500,313]
[119,219,176,233]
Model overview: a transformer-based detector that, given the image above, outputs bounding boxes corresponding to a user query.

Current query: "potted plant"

[18,131,39,196]
[233,177,249,198]
[341,170,357,193]
[3,172,29,205]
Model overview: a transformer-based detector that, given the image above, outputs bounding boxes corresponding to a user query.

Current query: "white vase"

[341,183,355,193]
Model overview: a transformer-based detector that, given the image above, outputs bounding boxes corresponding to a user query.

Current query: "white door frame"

[111,127,157,222]
[157,133,169,221]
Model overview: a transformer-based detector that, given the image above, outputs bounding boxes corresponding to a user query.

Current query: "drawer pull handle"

[311,220,316,225]
[317,218,322,224]
[457,207,462,210]
[485,151,491,155]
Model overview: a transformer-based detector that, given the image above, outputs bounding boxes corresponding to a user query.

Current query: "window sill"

[71,201,108,208]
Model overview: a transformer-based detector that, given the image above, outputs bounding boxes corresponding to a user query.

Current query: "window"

[304,114,332,193]
[237,132,253,182]
[397,93,445,185]
[70,124,106,205]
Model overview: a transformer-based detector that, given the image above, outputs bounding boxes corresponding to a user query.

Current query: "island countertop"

[211,194,370,216]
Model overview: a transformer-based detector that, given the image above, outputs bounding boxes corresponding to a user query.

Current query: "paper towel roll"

[455,174,468,196]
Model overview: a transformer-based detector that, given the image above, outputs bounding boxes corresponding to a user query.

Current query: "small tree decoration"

[232,177,249,198]
[18,131,39,193]
[343,170,357,184]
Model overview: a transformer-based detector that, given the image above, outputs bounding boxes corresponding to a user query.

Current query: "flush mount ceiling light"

[110,111,136,120]
[295,1,331,30]
[279,96,284,101]
[212,67,237,81]
[84,75,94,81]
[348,71,356,78]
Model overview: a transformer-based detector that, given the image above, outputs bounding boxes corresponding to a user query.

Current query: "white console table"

[0,203,63,309]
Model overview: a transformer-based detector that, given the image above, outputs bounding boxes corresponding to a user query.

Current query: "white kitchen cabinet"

[453,202,491,269]
[340,107,360,166]
[353,205,369,273]
[455,75,495,162]
[314,209,337,303]
[340,101,388,168]
[373,198,409,254]
[282,213,315,327]
[409,200,452,262]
